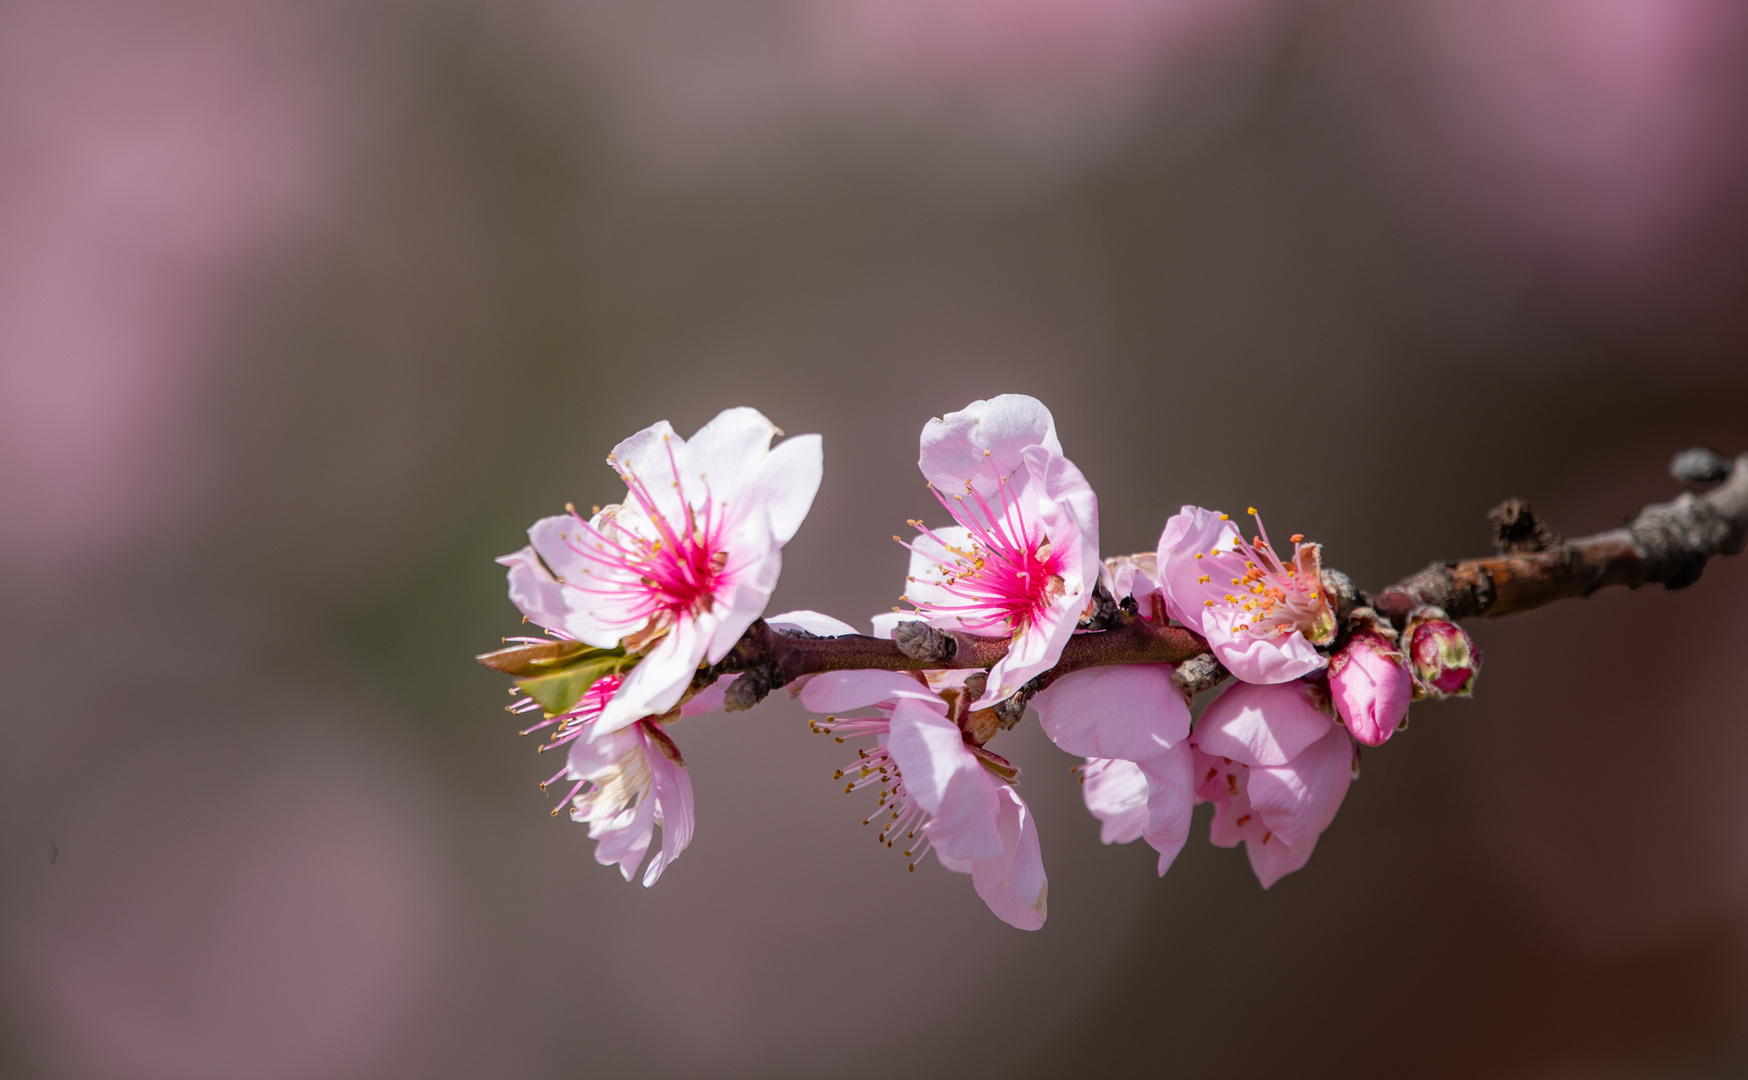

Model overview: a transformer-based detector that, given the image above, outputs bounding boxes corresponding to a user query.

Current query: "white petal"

[680,406,780,507]
[766,609,860,637]
[496,545,567,631]
[743,433,823,545]
[596,617,710,734]
[918,394,1061,499]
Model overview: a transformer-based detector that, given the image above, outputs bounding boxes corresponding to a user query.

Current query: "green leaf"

[516,653,631,715]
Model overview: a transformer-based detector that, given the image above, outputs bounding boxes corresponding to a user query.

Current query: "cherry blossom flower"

[801,644,1047,930]
[1031,559,1194,873]
[513,673,698,887]
[501,407,822,735]
[1157,506,1336,685]
[1328,629,1413,747]
[898,394,1100,706]
[1191,680,1356,888]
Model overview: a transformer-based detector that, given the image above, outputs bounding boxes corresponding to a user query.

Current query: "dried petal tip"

[1403,607,1480,699]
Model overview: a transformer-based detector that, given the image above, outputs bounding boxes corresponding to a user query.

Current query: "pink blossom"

[1076,747,1196,875]
[1328,631,1414,747]
[515,674,696,887]
[1157,506,1335,684]
[1191,680,1355,888]
[501,407,822,735]
[1031,560,1195,873]
[899,395,1100,706]
[802,665,1047,930]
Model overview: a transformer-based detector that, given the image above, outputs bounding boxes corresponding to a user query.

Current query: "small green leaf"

[516,654,631,715]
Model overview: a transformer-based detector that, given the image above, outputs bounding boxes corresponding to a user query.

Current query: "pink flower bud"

[1328,631,1413,746]
[1405,611,1481,698]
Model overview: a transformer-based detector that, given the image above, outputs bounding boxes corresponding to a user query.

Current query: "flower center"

[569,439,732,632]
[900,458,1065,636]
[1190,509,1334,645]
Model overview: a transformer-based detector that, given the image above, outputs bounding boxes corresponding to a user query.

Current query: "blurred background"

[2,1,1747,1077]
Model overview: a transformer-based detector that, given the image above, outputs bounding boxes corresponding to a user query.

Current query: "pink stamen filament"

[900,460,1063,635]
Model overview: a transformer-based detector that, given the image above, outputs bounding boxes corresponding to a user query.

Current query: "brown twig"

[1371,449,1748,624]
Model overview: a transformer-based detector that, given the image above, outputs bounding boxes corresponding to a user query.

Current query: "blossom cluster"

[485,396,1479,929]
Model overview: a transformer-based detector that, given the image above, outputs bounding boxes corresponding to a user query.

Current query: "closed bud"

[1328,631,1413,746]
[1404,607,1481,699]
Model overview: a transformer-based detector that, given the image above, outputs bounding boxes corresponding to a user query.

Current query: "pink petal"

[1032,664,1190,760]
[677,406,781,507]
[917,393,1062,499]
[797,670,921,712]
[1138,742,1196,876]
[496,545,568,631]
[1193,680,1333,768]
[1244,724,1354,853]
[1079,758,1150,845]
[1247,833,1317,890]
[679,674,734,717]
[970,785,1048,931]
[1156,505,1241,629]
[886,697,1002,862]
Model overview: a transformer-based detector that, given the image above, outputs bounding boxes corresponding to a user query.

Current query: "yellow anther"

[1248,507,1257,516]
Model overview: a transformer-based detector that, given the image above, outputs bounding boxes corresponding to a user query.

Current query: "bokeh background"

[3,1,1747,1077]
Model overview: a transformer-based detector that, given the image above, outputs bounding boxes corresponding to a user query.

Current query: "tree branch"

[1370,450,1748,624]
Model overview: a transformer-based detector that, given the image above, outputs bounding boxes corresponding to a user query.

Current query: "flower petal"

[497,545,568,631]
[887,697,1002,862]
[918,394,1062,499]
[1246,833,1317,890]
[970,785,1048,931]
[1244,724,1354,853]
[1138,741,1196,876]
[1080,758,1150,845]
[766,609,860,637]
[797,670,921,713]
[642,747,695,887]
[597,616,709,734]
[1032,664,1190,760]
[1156,505,1241,630]
[705,511,779,663]
[679,406,780,507]
[1193,680,1333,768]
[901,525,976,631]
[743,432,823,545]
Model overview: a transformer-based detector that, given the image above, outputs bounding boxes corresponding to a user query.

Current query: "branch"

[714,612,1208,711]
[1371,449,1748,624]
